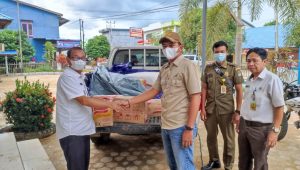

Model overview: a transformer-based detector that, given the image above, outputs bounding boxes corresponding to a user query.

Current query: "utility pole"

[275,6,279,58]
[82,20,85,50]
[79,19,83,48]
[106,20,115,46]
[201,0,207,74]
[16,0,23,69]
[234,0,242,66]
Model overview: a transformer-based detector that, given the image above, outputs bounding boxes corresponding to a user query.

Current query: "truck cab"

[107,46,168,74]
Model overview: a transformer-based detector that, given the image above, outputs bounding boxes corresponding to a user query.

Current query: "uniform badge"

[221,85,226,94]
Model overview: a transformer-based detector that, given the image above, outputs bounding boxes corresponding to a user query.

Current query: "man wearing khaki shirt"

[120,32,201,170]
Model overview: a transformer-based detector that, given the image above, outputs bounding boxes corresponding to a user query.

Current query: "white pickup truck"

[90,46,168,144]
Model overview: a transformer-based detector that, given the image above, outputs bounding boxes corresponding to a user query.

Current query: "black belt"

[244,119,272,127]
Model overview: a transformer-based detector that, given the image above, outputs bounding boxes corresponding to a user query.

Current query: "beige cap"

[159,31,182,45]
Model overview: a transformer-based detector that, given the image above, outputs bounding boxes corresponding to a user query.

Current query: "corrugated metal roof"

[242,25,290,49]
[0,13,13,20]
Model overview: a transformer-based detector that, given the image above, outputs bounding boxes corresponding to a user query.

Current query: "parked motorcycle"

[278,80,300,141]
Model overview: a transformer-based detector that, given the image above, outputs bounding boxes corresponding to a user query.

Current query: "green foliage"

[0,30,35,63]
[85,35,110,59]
[285,0,300,47]
[23,64,57,73]
[180,1,236,60]
[286,21,300,47]
[44,41,56,63]
[179,8,202,53]
[264,20,276,26]
[2,79,55,132]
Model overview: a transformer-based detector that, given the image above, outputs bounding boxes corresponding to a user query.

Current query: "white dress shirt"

[56,68,95,139]
[241,68,285,123]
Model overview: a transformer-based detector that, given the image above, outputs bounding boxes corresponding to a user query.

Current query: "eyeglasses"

[71,56,87,61]
[246,59,262,64]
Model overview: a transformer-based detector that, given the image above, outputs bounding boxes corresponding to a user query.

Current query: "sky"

[21,0,275,40]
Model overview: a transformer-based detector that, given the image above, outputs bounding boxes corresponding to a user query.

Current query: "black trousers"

[59,135,90,170]
[238,117,272,170]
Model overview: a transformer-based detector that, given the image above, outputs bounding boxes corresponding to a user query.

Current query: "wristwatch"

[235,110,240,115]
[272,126,281,133]
[185,125,194,131]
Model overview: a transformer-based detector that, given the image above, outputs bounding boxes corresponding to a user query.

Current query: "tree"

[264,20,276,26]
[180,0,298,65]
[85,35,110,59]
[179,1,236,60]
[179,8,202,53]
[285,0,300,47]
[44,41,56,63]
[0,30,35,63]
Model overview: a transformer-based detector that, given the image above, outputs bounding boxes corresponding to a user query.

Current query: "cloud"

[22,0,180,40]
[21,0,274,40]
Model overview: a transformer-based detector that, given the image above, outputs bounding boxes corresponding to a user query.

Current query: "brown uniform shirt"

[201,62,243,114]
[153,55,201,129]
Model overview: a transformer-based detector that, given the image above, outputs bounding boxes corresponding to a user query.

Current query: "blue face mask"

[214,53,226,62]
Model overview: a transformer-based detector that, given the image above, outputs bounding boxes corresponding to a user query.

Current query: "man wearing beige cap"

[119,31,201,170]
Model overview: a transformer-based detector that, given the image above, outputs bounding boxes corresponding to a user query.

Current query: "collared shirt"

[241,68,285,123]
[201,62,244,114]
[56,67,95,139]
[153,55,201,129]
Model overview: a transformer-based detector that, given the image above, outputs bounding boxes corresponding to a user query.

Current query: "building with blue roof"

[243,25,290,49]
[0,0,74,62]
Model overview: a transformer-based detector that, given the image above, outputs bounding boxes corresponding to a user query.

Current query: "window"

[145,49,167,67]
[113,50,129,65]
[21,20,33,38]
[131,50,144,67]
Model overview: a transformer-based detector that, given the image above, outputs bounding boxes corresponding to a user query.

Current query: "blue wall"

[0,0,61,62]
[243,25,287,49]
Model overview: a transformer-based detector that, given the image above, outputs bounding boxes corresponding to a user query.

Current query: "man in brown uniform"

[119,32,201,170]
[201,41,243,170]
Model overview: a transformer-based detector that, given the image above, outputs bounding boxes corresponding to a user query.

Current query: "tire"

[90,133,111,145]
[278,113,288,141]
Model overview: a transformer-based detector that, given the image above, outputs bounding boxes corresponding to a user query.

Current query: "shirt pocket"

[255,91,265,107]
[243,85,251,99]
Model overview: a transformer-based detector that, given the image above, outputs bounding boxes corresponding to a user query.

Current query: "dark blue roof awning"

[0,13,13,29]
[0,50,18,56]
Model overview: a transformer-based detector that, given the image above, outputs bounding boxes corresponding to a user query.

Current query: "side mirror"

[127,61,133,68]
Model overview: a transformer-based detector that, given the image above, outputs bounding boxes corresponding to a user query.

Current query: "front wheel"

[278,113,288,141]
[90,133,111,145]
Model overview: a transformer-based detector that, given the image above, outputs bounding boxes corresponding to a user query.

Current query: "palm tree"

[179,1,236,60]
[179,0,298,65]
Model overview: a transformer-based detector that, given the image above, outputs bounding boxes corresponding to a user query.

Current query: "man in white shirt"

[233,48,284,170]
[56,47,121,170]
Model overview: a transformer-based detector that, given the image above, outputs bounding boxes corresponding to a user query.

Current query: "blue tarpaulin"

[88,66,146,96]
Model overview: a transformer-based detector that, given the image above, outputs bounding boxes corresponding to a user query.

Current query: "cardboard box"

[112,96,145,114]
[113,111,146,124]
[145,99,161,117]
[93,107,113,127]
[112,96,147,124]
[92,95,118,127]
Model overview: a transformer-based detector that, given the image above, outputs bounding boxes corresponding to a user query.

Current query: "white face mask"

[162,47,178,60]
[70,59,86,71]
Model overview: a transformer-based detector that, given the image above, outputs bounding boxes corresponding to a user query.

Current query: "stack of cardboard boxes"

[92,95,162,127]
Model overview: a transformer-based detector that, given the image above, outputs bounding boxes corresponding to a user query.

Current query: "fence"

[0,62,55,75]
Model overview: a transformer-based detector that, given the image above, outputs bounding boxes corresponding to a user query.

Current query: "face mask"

[214,53,226,62]
[163,47,178,60]
[70,59,86,70]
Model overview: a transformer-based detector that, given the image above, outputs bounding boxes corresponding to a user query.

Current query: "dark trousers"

[59,135,91,170]
[205,113,235,170]
[238,117,272,170]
